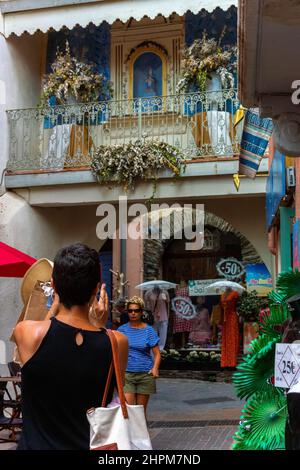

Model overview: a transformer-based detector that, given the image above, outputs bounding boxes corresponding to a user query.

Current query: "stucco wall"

[0,19,46,181]
[0,192,106,365]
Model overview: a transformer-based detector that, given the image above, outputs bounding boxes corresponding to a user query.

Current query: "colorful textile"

[239,109,274,178]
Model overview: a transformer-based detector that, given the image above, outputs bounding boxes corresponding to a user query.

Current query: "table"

[0,376,21,383]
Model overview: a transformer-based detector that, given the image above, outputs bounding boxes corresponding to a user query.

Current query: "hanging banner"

[293,219,300,270]
[246,263,273,297]
[188,279,223,296]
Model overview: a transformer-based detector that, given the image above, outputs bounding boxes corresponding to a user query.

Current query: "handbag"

[87,330,153,450]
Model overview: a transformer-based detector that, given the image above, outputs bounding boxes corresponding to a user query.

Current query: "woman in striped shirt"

[118,296,161,415]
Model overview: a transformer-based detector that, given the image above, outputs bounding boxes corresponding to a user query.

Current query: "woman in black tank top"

[14,243,127,450]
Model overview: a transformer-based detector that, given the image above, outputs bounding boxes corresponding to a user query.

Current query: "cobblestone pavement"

[0,378,243,451]
[149,425,237,450]
[146,378,243,450]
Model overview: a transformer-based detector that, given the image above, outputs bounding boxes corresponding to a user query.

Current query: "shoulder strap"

[101,330,128,419]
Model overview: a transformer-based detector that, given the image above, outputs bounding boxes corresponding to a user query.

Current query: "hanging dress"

[220,290,239,368]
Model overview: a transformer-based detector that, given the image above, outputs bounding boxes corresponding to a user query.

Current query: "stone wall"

[143,210,263,280]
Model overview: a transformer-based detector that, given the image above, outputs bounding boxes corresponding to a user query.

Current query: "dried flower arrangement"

[91,140,185,196]
[176,30,237,94]
[41,41,113,106]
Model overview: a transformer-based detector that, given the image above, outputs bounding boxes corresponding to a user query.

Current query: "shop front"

[142,210,272,370]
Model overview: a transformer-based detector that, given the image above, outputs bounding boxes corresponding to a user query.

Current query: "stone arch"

[143,209,262,281]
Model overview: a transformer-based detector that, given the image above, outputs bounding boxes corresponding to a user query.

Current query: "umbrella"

[135,280,177,290]
[0,242,37,277]
[206,280,245,295]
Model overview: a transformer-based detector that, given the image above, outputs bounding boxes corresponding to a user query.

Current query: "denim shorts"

[124,372,157,395]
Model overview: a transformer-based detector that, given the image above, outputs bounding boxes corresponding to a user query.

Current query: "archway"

[143,210,263,281]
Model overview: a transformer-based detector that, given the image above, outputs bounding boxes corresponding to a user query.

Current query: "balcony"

[6,89,240,173]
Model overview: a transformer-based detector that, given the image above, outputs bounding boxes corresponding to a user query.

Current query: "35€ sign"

[275,343,300,388]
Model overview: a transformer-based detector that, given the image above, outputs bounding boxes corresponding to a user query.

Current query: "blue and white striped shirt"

[118,323,159,372]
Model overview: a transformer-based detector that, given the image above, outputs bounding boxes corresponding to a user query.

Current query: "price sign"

[171,297,197,320]
[216,258,245,280]
[275,343,300,388]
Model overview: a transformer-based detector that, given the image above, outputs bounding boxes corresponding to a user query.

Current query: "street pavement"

[0,378,244,451]
[148,378,244,450]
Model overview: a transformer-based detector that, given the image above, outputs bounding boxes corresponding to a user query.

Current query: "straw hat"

[21,258,54,305]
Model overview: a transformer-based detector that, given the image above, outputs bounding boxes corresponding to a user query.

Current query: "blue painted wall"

[185,6,237,47]
[46,22,111,96]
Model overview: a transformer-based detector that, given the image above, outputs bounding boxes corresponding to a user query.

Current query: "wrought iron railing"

[6,89,240,171]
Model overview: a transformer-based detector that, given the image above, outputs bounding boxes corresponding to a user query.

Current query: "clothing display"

[144,288,170,350]
[188,307,211,346]
[220,289,239,368]
[211,304,222,344]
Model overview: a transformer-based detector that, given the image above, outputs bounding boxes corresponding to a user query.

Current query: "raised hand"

[90,283,109,328]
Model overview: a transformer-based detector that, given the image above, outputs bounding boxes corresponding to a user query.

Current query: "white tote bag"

[87,330,152,450]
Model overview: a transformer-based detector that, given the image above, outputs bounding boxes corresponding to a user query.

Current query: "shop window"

[203,229,220,252]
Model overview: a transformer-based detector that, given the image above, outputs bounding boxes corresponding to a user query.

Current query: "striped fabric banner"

[239,109,274,178]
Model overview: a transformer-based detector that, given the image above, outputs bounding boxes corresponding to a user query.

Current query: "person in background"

[118,296,161,416]
[14,243,128,450]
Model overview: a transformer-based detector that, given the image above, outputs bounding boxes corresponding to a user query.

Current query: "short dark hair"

[52,243,100,309]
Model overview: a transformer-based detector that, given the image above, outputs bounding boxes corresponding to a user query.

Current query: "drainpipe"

[120,238,126,282]
[0,167,7,196]
[280,207,295,272]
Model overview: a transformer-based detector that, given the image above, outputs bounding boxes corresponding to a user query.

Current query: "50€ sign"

[171,297,197,320]
[216,258,245,280]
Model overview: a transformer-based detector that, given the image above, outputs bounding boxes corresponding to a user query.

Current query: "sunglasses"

[127,308,142,313]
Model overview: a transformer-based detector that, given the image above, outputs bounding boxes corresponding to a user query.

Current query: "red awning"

[0,242,37,277]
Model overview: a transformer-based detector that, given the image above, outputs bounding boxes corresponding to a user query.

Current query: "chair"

[0,379,22,443]
[7,362,21,400]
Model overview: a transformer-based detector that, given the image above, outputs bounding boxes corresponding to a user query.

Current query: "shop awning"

[1,0,237,37]
[0,242,36,277]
